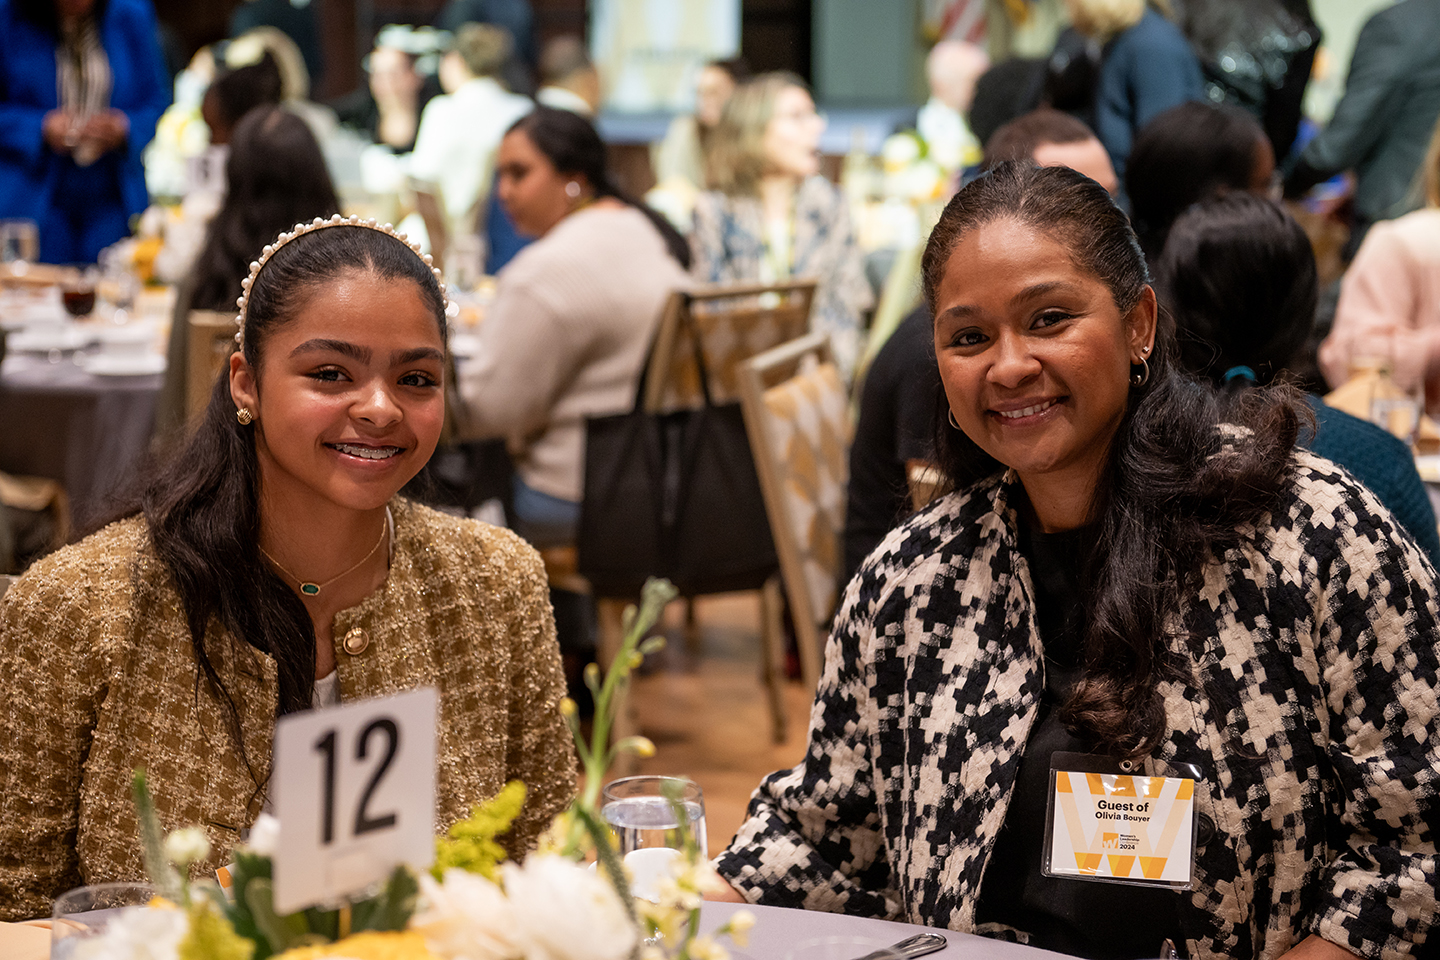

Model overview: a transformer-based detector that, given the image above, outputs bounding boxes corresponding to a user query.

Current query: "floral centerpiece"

[70,579,753,960]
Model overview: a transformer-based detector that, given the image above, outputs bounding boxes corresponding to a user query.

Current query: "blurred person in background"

[229,0,322,91]
[1125,100,1274,262]
[1156,191,1440,565]
[1174,0,1318,162]
[458,107,690,685]
[844,109,1116,586]
[1064,0,1203,178]
[983,107,1116,195]
[692,72,872,379]
[225,26,337,149]
[1284,0,1440,254]
[1318,116,1440,416]
[410,22,530,270]
[648,56,749,228]
[460,107,690,550]
[332,28,441,155]
[200,52,283,149]
[434,0,536,95]
[535,35,598,116]
[146,52,285,285]
[154,105,340,443]
[0,0,169,263]
[916,40,990,175]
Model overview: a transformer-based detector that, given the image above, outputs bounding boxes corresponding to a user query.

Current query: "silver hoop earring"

[565,181,581,199]
[947,408,961,430]
[1130,356,1150,388]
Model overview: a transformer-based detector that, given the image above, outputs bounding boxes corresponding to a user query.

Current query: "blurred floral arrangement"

[74,578,752,960]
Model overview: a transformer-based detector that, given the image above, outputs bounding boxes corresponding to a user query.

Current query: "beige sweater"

[459,205,691,501]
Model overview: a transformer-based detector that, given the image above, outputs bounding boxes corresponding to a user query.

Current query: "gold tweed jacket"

[0,499,575,921]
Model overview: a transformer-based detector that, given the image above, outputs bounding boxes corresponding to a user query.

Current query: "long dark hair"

[136,224,446,791]
[189,106,340,313]
[1155,193,1317,389]
[921,162,1301,760]
[1125,101,1268,262]
[507,106,692,268]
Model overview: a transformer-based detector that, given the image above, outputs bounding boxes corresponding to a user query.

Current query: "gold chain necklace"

[259,509,390,598]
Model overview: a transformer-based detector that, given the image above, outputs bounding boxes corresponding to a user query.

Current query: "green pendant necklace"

[260,509,391,598]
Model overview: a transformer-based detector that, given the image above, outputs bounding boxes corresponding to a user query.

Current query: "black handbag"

[577,321,777,598]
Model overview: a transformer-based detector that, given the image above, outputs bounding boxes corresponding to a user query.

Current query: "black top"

[843,305,941,585]
[973,516,1184,959]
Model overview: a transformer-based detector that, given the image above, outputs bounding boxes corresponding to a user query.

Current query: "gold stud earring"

[236,407,254,425]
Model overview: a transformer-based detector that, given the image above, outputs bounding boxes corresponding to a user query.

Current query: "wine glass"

[600,775,706,901]
[61,265,99,320]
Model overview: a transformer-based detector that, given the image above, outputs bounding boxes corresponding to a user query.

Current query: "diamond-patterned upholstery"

[740,334,852,691]
[644,280,817,413]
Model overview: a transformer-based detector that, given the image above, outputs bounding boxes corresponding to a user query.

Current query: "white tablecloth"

[699,901,1070,960]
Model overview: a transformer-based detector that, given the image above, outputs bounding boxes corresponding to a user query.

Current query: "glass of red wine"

[62,265,99,319]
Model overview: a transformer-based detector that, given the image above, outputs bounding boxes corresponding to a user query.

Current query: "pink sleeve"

[1319,224,1424,388]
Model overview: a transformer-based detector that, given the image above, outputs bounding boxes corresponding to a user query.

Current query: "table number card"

[271,687,438,914]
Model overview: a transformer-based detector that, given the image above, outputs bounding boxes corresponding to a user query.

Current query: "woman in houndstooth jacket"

[711,162,1439,960]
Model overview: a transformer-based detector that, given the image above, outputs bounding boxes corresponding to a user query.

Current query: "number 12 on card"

[271,687,439,915]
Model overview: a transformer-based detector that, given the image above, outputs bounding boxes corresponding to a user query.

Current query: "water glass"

[601,775,706,900]
[50,881,157,957]
[1,219,39,266]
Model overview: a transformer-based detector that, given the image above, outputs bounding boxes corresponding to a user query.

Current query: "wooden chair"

[640,276,817,661]
[591,280,817,746]
[738,333,852,693]
[643,279,818,414]
[186,310,239,421]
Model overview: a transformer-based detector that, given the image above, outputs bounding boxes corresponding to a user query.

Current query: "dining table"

[699,901,1069,960]
[0,281,170,527]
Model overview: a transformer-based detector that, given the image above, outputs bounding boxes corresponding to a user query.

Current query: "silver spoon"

[849,933,948,960]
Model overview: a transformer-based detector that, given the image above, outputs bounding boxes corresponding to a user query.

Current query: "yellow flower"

[275,930,435,960]
[721,910,755,949]
[686,935,730,960]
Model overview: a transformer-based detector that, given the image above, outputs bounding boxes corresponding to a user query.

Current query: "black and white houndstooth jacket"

[716,451,1439,960]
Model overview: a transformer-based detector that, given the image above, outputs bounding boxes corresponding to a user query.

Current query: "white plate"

[81,353,166,377]
[91,322,158,348]
[8,327,90,353]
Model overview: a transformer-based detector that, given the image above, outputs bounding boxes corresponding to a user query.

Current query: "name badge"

[1042,752,1198,890]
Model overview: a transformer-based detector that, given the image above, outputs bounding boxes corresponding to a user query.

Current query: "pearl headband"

[234,214,459,347]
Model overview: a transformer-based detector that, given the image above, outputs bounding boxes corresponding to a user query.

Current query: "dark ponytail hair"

[1154,192,1317,391]
[135,224,446,791]
[506,106,692,269]
[921,162,1302,760]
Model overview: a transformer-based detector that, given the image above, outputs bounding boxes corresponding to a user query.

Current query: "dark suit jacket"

[1287,0,1440,222]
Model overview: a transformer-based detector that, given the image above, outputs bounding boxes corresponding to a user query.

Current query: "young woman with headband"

[0,215,574,921]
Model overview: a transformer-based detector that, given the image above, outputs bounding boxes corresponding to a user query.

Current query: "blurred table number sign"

[271,687,439,914]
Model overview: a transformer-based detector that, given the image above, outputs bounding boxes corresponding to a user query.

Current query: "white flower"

[411,869,522,960]
[502,854,637,960]
[244,813,280,858]
[163,827,210,868]
[67,904,188,960]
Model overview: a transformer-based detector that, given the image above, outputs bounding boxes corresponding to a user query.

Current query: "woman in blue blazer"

[0,0,169,263]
